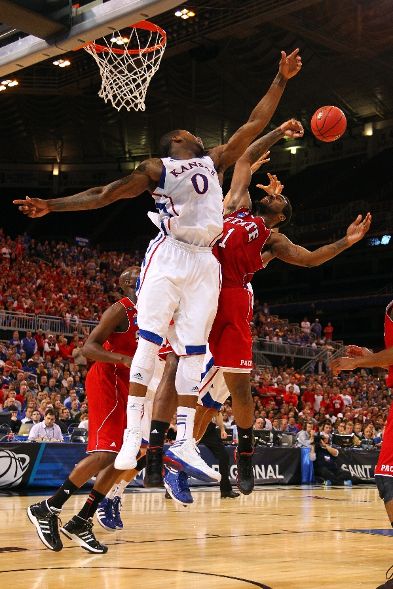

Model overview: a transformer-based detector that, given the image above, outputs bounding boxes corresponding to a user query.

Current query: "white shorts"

[198,351,230,410]
[141,355,166,444]
[136,234,221,357]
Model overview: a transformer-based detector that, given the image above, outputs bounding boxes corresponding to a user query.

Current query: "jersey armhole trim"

[113,298,133,334]
[156,161,166,189]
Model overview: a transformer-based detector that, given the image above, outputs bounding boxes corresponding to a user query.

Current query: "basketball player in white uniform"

[14,49,302,483]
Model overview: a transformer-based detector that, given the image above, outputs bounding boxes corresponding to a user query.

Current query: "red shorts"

[86,362,129,453]
[209,287,253,371]
[375,402,393,477]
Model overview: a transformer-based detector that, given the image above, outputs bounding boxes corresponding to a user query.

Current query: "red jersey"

[374,300,393,476]
[102,297,138,360]
[213,208,271,288]
[86,296,138,453]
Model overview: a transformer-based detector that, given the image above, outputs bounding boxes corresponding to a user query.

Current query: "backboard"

[0,0,182,77]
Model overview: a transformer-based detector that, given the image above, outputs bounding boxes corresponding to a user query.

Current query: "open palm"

[346,213,372,245]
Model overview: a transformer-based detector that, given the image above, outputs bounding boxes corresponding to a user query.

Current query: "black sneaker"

[144,447,164,487]
[60,515,108,554]
[221,489,240,498]
[27,500,63,552]
[376,581,393,588]
[377,566,393,588]
[236,450,254,495]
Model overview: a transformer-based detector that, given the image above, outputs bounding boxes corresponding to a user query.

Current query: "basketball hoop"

[84,20,166,112]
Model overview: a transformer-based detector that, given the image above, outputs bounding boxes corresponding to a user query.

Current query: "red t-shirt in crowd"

[302,390,315,406]
[283,392,298,407]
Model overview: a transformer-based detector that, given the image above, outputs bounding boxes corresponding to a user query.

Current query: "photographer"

[314,421,352,486]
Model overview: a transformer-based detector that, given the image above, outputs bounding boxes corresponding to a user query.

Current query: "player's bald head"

[119,266,140,292]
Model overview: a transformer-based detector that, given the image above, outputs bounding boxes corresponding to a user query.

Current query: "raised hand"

[345,345,373,358]
[250,151,270,174]
[256,172,284,196]
[346,213,372,246]
[331,356,357,375]
[279,48,302,80]
[279,118,304,139]
[13,196,50,218]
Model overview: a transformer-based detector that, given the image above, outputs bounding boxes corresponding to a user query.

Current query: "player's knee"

[376,475,393,504]
[176,354,205,396]
[130,337,159,386]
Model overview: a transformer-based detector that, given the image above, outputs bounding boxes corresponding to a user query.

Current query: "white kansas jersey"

[149,155,223,247]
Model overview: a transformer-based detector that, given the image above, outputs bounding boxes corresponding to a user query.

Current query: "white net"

[84,21,166,112]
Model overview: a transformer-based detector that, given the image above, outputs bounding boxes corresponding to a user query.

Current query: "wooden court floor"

[0,486,391,589]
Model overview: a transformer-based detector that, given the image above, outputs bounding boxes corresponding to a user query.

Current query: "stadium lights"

[110,35,130,45]
[363,122,373,137]
[0,79,18,91]
[175,8,196,19]
[53,59,71,68]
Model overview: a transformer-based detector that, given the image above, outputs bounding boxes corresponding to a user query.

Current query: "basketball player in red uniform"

[27,267,145,554]
[194,118,371,496]
[331,303,393,589]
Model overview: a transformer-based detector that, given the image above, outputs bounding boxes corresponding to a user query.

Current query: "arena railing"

[0,310,98,337]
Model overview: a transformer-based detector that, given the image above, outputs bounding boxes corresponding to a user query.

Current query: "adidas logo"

[132,372,143,381]
[242,435,249,439]
[64,489,70,495]
[151,429,158,434]
[110,442,116,447]
[191,386,199,392]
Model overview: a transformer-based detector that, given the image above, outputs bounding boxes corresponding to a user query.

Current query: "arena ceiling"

[0,0,393,166]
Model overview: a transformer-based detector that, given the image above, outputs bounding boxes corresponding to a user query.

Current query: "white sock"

[126,396,144,429]
[175,406,196,441]
[106,484,119,500]
[114,479,129,499]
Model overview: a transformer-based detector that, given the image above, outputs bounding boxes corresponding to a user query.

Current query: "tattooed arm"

[266,213,372,267]
[13,158,163,217]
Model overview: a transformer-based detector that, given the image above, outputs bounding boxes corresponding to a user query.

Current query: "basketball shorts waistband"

[165,235,213,253]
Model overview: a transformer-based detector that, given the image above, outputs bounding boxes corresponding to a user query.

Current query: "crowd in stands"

[252,299,335,348]
[0,229,335,346]
[0,228,141,322]
[0,325,388,451]
[217,363,388,452]
[0,327,89,439]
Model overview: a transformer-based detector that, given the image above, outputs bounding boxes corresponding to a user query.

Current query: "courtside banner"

[336,449,379,483]
[0,442,41,489]
[224,446,302,486]
[131,446,302,487]
[0,442,88,489]
[0,443,302,489]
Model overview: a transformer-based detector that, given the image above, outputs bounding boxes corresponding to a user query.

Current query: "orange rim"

[84,20,166,55]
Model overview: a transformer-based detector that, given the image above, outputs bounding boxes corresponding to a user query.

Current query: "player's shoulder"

[116,297,136,312]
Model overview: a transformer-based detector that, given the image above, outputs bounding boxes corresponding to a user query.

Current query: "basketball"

[311,106,347,142]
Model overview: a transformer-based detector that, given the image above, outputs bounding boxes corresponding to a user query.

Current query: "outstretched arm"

[331,348,393,374]
[82,303,133,367]
[267,213,372,267]
[209,49,302,173]
[224,120,303,215]
[13,158,163,218]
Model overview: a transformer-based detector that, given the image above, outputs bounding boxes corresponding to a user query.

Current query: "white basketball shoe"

[165,438,221,483]
[114,427,141,470]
